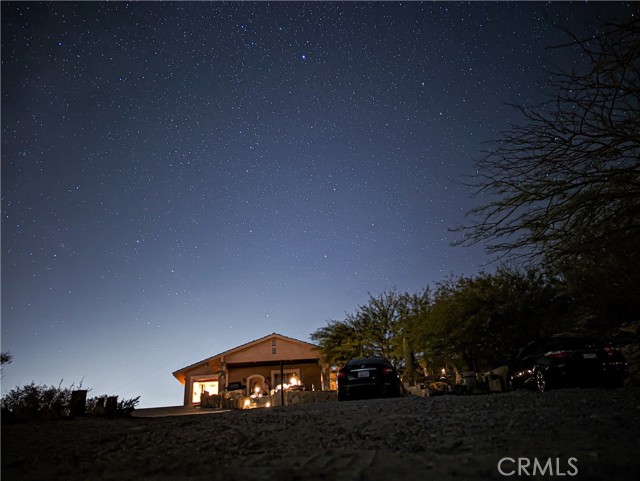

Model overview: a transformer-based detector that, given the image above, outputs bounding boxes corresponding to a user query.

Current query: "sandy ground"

[3,386,640,481]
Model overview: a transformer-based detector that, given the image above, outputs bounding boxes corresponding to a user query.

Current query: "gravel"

[3,386,640,480]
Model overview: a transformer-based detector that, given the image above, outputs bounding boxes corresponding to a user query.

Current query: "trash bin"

[69,390,87,418]
[462,371,477,390]
[105,396,118,419]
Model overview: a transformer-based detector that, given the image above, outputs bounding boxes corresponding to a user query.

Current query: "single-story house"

[172,332,325,405]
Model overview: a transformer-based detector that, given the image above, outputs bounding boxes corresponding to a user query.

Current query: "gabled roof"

[172,332,319,379]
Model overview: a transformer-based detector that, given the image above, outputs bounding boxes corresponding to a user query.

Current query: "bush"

[1,381,73,422]
[86,394,140,417]
[1,381,140,423]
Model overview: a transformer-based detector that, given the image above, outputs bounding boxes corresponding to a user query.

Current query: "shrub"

[86,394,140,416]
[1,381,140,423]
[1,381,73,422]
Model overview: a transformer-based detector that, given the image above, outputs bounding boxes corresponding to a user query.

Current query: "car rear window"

[346,357,391,367]
[542,338,601,351]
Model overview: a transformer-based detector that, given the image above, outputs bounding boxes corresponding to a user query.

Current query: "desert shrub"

[1,382,140,422]
[1,381,73,422]
[86,394,140,416]
[117,395,141,412]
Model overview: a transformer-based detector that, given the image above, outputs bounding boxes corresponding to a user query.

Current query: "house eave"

[172,332,320,382]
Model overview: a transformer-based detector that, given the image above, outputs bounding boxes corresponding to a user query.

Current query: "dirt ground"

[3,386,640,481]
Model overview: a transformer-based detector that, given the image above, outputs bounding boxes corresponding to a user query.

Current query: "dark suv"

[510,336,628,392]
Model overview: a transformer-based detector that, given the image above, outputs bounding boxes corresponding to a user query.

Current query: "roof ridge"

[172,332,318,376]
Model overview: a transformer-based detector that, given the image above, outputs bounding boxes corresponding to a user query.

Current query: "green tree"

[417,267,568,371]
[394,289,432,382]
[353,290,403,361]
[310,319,362,366]
[311,289,429,369]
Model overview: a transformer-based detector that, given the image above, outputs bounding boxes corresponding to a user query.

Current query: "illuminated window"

[191,379,219,404]
[271,368,301,390]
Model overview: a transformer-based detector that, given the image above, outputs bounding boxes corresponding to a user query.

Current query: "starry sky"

[2,2,635,407]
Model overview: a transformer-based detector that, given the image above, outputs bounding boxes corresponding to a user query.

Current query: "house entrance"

[246,374,266,396]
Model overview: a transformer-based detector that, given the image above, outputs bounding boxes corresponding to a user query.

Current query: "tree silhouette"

[1,352,12,365]
[310,290,428,367]
[459,14,639,269]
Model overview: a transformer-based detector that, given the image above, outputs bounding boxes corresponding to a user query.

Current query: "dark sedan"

[337,356,402,401]
[510,336,628,392]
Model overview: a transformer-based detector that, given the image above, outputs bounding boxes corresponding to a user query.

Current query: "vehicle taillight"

[337,371,346,379]
[382,367,394,375]
[544,350,571,359]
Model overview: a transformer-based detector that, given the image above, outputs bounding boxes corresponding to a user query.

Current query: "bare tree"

[458,13,640,269]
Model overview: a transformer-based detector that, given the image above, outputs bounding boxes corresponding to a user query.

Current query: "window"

[271,368,301,390]
[191,378,219,404]
[272,347,277,354]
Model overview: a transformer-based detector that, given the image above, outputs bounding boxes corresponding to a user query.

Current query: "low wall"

[269,390,337,407]
[201,390,337,409]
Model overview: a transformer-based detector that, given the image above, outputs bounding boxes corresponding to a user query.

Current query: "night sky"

[2,2,635,407]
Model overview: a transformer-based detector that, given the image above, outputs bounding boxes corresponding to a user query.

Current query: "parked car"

[337,356,402,401]
[510,336,628,392]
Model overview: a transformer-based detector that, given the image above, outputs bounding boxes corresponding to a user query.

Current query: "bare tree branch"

[456,14,640,268]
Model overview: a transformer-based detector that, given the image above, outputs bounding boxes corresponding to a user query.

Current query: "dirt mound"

[3,387,639,480]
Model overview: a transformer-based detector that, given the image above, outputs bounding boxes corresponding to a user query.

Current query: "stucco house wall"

[227,362,322,392]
